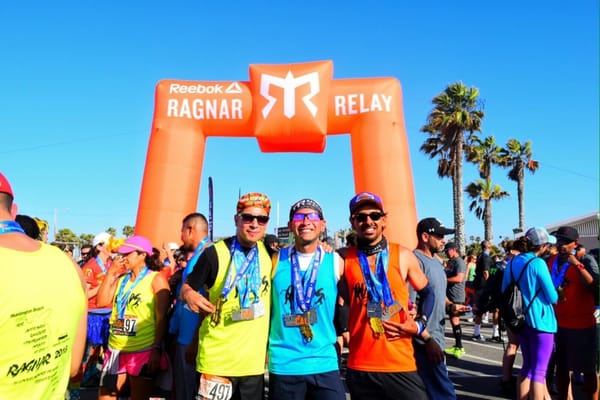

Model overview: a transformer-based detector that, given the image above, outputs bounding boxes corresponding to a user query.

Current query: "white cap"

[92,232,111,247]
[168,242,179,251]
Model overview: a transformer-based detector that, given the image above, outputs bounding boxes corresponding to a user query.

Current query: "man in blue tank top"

[268,198,346,400]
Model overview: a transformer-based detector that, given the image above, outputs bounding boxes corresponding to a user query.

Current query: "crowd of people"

[1,170,598,400]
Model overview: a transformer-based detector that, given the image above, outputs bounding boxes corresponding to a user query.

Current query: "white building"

[546,211,599,250]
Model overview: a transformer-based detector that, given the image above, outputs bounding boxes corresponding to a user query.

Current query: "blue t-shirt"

[268,247,339,375]
[501,252,558,333]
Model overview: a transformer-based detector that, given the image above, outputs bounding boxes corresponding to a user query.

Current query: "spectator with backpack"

[501,227,558,400]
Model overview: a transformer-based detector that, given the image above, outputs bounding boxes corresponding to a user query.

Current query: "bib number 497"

[198,374,232,400]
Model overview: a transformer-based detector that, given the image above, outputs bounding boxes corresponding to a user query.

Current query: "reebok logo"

[260,71,320,119]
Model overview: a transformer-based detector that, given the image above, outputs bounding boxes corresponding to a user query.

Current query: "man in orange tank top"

[338,192,435,400]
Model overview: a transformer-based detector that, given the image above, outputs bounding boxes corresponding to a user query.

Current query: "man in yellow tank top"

[181,192,273,400]
[0,172,87,400]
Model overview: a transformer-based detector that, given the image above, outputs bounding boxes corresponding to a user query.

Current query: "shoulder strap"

[516,256,541,313]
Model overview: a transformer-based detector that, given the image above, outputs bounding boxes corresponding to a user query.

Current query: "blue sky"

[2,1,598,245]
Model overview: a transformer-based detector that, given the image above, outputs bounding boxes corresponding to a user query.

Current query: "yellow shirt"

[0,243,85,400]
[108,270,158,352]
[197,240,272,376]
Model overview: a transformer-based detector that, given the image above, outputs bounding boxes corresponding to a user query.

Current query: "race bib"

[111,316,138,336]
[198,374,233,400]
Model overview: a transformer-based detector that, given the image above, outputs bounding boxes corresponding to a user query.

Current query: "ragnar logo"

[260,71,320,119]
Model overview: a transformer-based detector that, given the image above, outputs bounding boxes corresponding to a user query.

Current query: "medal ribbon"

[182,237,210,283]
[358,247,393,307]
[116,266,149,319]
[223,238,259,308]
[551,257,570,288]
[0,220,26,235]
[290,246,322,313]
[96,256,107,274]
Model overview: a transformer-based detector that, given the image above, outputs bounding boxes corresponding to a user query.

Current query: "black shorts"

[346,369,428,400]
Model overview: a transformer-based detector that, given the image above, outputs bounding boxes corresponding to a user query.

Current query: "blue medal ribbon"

[290,246,322,314]
[223,238,259,308]
[96,256,107,274]
[551,257,570,288]
[358,247,393,307]
[182,237,210,284]
[0,220,26,235]
[115,266,150,319]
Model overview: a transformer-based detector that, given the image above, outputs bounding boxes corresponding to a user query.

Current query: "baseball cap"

[237,192,271,215]
[289,198,324,220]
[167,242,179,251]
[444,242,458,251]
[552,226,579,243]
[0,173,14,199]
[349,192,384,214]
[117,235,154,255]
[417,218,455,236]
[92,232,112,247]
[525,227,557,246]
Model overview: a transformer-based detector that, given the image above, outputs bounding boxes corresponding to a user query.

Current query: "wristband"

[415,321,424,335]
[577,263,585,270]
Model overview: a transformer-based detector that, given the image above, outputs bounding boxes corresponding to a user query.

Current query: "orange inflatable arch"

[136,60,417,248]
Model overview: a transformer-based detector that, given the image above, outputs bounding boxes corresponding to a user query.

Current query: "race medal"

[300,323,314,343]
[111,316,137,336]
[369,317,385,337]
[210,297,224,327]
[557,286,566,302]
[198,374,233,400]
[284,309,317,327]
[231,307,254,321]
[366,301,382,318]
[251,301,265,318]
[382,300,402,321]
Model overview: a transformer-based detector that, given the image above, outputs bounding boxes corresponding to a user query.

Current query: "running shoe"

[488,335,504,343]
[444,346,466,358]
[472,334,486,342]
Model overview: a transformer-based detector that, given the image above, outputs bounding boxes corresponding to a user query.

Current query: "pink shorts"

[103,347,167,376]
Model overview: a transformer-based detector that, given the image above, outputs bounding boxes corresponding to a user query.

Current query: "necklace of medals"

[358,247,393,337]
[290,246,322,343]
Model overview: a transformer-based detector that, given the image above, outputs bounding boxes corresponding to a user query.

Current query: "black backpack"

[500,258,540,333]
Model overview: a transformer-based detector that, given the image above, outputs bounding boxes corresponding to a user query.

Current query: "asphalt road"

[77,315,588,399]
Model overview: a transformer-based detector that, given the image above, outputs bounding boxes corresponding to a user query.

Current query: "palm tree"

[465,135,509,241]
[465,179,510,241]
[420,82,485,253]
[498,139,539,232]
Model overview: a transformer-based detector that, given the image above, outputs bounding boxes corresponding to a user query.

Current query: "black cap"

[289,198,324,221]
[417,217,455,236]
[552,226,579,242]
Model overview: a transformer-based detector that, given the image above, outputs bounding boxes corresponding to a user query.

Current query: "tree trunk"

[453,134,466,254]
[484,193,493,242]
[518,171,525,232]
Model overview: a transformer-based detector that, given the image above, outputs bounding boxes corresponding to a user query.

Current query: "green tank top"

[197,239,272,376]
[0,244,85,400]
[108,270,158,351]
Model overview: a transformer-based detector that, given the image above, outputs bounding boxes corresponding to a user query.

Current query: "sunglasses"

[238,213,270,226]
[292,212,321,222]
[353,212,385,223]
[81,252,90,256]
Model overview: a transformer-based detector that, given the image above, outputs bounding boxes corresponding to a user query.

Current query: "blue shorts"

[268,370,345,400]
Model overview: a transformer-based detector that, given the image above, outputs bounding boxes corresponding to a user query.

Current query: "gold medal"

[210,297,224,327]
[557,286,566,302]
[300,324,314,342]
[370,317,384,337]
